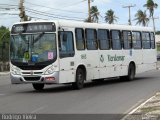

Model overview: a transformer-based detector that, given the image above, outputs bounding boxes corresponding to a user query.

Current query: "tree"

[90,6,100,23]
[84,18,91,22]
[85,6,100,23]
[23,15,31,21]
[0,26,9,45]
[134,10,149,26]
[19,11,31,21]
[105,9,118,24]
[0,26,10,62]
[143,0,158,31]
[156,31,160,35]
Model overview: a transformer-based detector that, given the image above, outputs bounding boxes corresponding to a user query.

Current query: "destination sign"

[11,22,56,34]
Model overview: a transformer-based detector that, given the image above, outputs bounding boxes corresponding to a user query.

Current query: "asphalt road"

[0,70,160,118]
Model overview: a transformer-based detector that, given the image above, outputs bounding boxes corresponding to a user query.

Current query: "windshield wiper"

[33,32,45,43]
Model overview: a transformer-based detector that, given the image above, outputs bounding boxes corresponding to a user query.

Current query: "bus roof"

[13,20,154,32]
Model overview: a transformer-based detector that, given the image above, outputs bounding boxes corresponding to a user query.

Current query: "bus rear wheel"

[121,63,135,81]
[32,83,44,91]
[72,68,85,90]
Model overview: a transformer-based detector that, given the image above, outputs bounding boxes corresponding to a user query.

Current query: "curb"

[121,96,155,120]
[121,92,160,120]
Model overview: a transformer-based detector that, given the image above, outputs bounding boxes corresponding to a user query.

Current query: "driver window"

[59,31,75,58]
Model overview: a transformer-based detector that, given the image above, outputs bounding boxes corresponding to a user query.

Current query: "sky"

[0,0,160,30]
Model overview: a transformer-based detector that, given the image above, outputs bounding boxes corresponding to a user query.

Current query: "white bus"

[10,20,157,90]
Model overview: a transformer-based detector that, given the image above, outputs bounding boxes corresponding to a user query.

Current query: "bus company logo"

[100,55,104,63]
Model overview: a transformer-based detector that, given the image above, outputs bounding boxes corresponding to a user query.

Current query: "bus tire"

[72,68,85,90]
[121,63,135,81]
[32,83,44,91]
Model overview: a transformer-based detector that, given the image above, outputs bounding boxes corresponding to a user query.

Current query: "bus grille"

[22,72,43,75]
[18,65,46,70]
[24,77,41,81]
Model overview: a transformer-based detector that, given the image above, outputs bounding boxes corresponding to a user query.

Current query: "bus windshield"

[10,33,57,65]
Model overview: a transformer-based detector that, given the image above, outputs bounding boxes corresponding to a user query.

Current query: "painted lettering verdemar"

[108,55,125,61]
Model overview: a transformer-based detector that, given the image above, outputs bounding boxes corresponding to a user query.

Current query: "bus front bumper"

[10,72,59,84]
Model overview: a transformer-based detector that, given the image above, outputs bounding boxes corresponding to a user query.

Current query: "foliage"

[157,44,160,51]
[84,17,91,22]
[23,15,31,21]
[84,6,99,23]
[90,6,100,23]
[0,26,10,62]
[156,31,160,35]
[0,26,10,45]
[134,10,149,26]
[20,10,31,22]
[143,0,158,17]
[143,0,158,31]
[105,9,118,24]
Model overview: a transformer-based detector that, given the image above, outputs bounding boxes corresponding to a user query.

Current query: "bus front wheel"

[32,83,44,91]
[72,68,85,90]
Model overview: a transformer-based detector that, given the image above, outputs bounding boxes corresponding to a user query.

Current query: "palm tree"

[84,18,91,22]
[134,10,149,26]
[105,9,118,24]
[143,0,158,31]
[19,11,31,21]
[90,6,100,23]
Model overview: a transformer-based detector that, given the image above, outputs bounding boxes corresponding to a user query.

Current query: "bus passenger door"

[58,31,75,83]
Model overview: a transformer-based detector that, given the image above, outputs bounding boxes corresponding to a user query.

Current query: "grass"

[140,106,160,113]
[157,45,160,52]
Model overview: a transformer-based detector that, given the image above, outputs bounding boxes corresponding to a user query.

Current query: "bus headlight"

[44,66,55,75]
[11,67,21,75]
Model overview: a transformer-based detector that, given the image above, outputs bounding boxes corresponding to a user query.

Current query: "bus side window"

[142,32,151,49]
[150,32,155,49]
[58,31,75,58]
[132,31,142,49]
[111,30,121,50]
[85,29,98,50]
[97,29,110,50]
[122,31,132,49]
[75,28,85,50]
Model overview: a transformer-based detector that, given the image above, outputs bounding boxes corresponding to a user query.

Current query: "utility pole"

[122,4,136,25]
[152,17,159,33]
[88,0,91,22]
[86,0,94,22]
[19,0,25,21]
